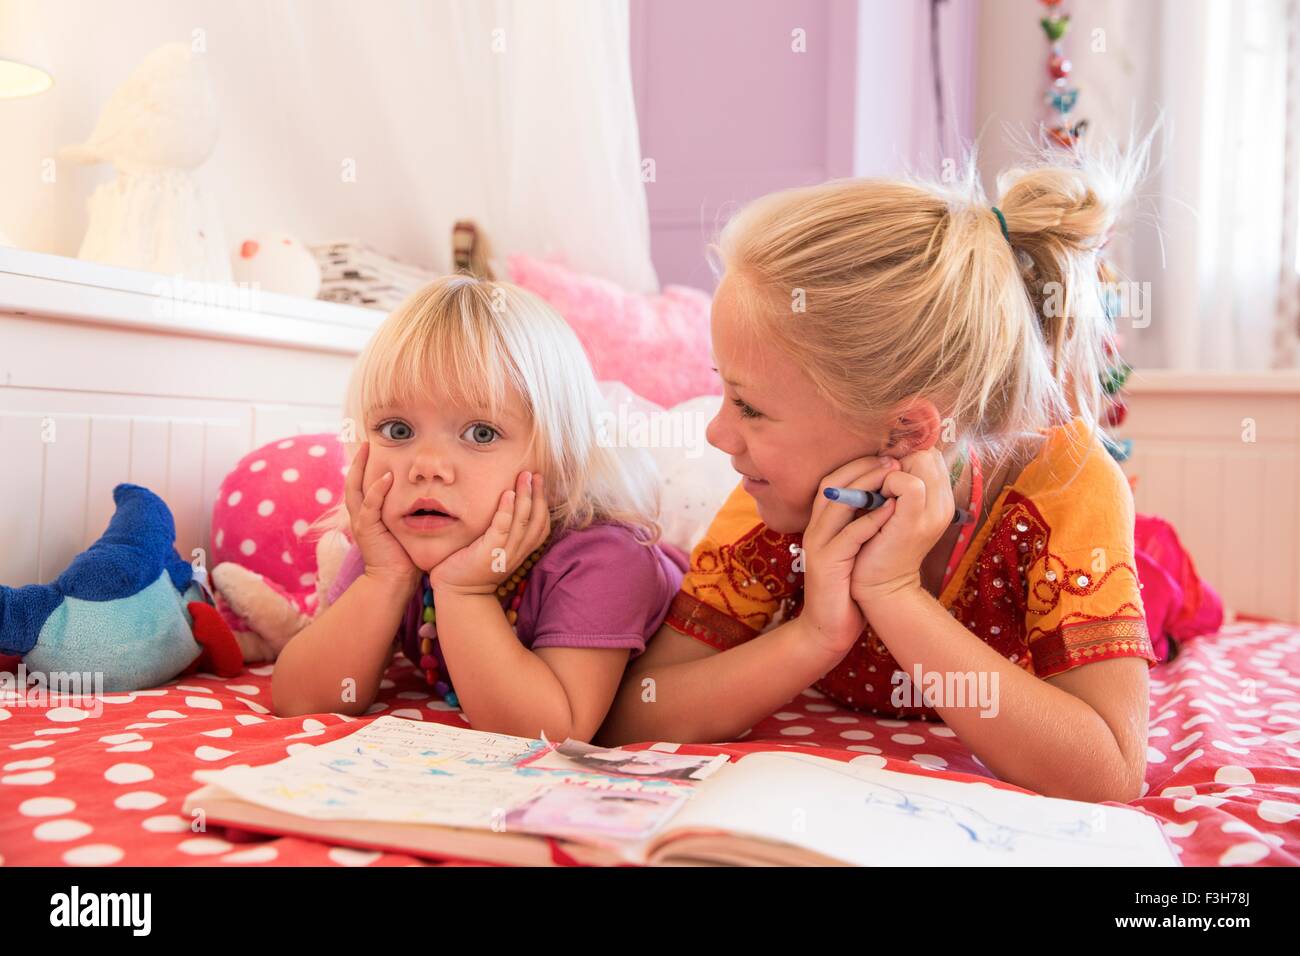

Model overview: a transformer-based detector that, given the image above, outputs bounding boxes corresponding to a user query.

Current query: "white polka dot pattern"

[0,620,1295,865]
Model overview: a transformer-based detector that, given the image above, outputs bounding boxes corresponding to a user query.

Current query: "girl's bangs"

[361,296,524,425]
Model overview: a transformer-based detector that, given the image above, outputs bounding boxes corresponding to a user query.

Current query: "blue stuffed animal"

[0,483,242,692]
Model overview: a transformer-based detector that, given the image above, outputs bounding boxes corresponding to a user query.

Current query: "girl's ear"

[882,400,942,457]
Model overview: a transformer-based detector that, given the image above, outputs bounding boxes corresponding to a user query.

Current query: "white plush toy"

[61,42,231,283]
[595,382,734,553]
[230,233,322,299]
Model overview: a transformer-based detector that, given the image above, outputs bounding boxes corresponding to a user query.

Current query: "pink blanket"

[2,618,1296,866]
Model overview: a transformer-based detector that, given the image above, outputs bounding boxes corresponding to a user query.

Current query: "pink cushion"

[209,433,347,631]
[1134,512,1225,660]
[506,253,720,407]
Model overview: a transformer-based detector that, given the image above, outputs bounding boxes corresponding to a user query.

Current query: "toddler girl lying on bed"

[272,275,685,740]
[598,139,1162,803]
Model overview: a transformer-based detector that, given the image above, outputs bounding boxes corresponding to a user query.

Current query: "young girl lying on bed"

[272,276,685,740]
[598,140,1161,803]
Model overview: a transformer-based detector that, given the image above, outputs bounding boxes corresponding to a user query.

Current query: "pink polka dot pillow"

[506,253,720,407]
[210,433,347,624]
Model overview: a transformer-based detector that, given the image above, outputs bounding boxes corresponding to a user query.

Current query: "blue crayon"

[823,487,887,510]
[823,486,972,526]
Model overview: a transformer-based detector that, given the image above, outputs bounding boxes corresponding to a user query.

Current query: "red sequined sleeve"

[664,482,803,651]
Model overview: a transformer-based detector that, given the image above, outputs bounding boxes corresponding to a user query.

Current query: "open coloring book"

[182,716,1179,867]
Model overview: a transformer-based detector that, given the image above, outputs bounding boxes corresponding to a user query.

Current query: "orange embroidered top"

[664,416,1158,720]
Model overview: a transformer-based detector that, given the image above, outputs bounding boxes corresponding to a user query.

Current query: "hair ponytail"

[994,134,1151,429]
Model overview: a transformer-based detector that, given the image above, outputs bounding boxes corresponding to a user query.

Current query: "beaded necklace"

[417,534,553,707]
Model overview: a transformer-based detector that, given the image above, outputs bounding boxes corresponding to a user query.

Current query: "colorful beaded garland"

[417,535,553,707]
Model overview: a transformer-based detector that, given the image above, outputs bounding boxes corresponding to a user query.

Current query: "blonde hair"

[310,274,662,545]
[708,134,1152,480]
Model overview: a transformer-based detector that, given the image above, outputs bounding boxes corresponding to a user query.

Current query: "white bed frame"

[3,249,1300,621]
[0,248,367,589]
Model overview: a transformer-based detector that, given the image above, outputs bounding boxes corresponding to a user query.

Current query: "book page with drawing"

[644,750,1179,866]
[185,716,700,865]
[183,716,1178,867]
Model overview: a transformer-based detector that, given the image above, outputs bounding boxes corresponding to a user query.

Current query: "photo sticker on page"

[505,783,689,842]
[520,739,730,782]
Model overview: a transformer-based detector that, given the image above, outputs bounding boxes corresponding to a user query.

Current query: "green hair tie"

[991,206,1011,244]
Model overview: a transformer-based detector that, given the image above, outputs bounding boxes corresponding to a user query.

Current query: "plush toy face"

[362,385,544,574]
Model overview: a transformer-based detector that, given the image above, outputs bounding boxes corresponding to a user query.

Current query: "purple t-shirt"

[326,523,688,691]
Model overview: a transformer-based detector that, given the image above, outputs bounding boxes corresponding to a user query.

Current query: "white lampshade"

[0,57,53,98]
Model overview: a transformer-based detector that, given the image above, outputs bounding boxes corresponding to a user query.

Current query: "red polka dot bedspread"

[2,619,1297,867]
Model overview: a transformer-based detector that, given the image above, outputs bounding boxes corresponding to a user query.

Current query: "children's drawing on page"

[308,715,551,779]
[192,716,554,825]
[195,716,701,829]
[334,719,694,789]
[195,749,548,826]
[329,742,544,778]
[777,752,1130,855]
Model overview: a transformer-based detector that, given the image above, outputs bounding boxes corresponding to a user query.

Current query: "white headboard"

[1116,370,1300,623]
[0,248,377,586]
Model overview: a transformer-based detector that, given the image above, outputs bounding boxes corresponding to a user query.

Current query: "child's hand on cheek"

[346,441,421,590]
[849,446,953,608]
[799,456,899,659]
[430,470,551,596]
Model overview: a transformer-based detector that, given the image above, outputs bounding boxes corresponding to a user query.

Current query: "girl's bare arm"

[594,616,840,746]
[865,586,1149,803]
[271,571,417,718]
[433,590,631,742]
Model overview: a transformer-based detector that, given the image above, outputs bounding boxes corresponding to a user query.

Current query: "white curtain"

[1150,0,1294,369]
[1275,0,1300,366]
[0,0,659,292]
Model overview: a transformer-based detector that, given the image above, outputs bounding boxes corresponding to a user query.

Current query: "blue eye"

[462,422,499,445]
[377,420,413,440]
[732,398,762,420]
